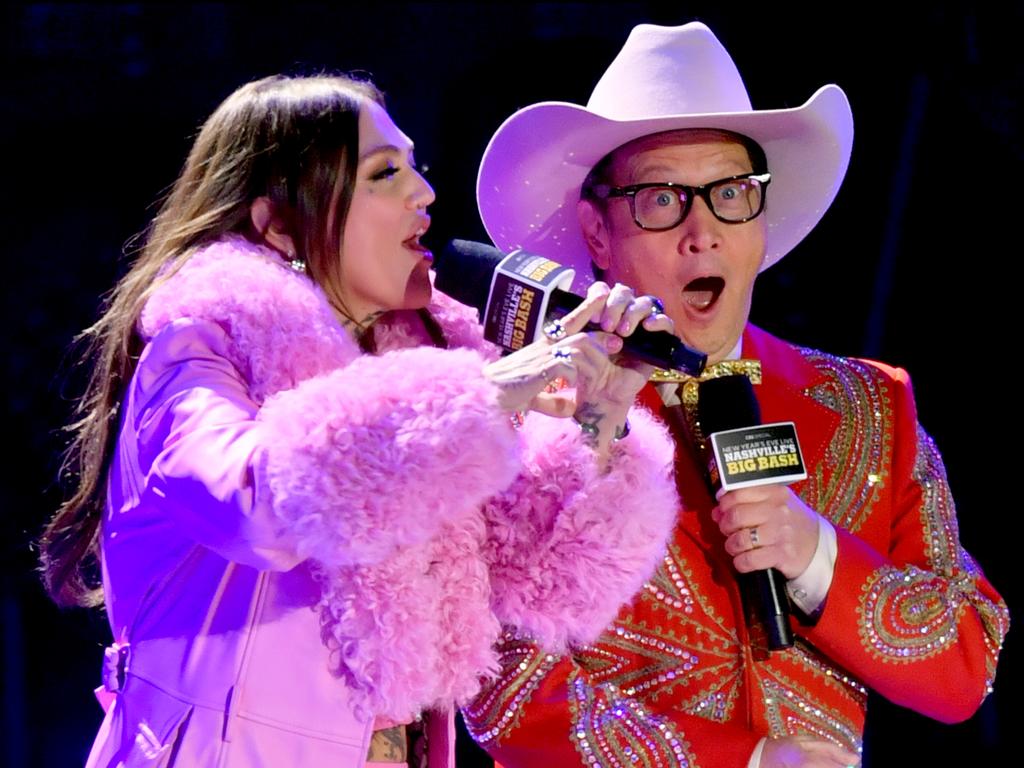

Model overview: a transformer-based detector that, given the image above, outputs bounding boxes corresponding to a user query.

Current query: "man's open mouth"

[682,276,725,312]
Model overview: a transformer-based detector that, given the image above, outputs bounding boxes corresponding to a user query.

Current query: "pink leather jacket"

[85,236,678,767]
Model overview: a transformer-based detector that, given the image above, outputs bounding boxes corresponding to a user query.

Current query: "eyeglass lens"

[634,177,765,229]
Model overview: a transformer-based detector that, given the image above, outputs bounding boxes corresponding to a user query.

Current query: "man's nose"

[677,196,721,255]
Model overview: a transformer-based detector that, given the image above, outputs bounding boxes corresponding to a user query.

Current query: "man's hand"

[713,485,821,580]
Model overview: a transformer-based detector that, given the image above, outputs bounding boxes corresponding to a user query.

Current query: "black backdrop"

[3,3,1019,766]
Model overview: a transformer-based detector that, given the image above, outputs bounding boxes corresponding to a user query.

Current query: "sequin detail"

[761,675,861,754]
[570,672,694,767]
[463,630,557,745]
[859,565,971,660]
[913,423,963,576]
[798,349,891,533]
[913,426,1010,687]
[854,425,1010,668]
[629,548,742,723]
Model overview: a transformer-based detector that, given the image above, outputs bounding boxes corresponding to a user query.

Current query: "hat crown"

[587,23,753,120]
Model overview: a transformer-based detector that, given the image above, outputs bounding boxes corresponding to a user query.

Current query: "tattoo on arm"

[366,725,407,761]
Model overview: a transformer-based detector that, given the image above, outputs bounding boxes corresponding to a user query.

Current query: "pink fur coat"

[96,234,677,756]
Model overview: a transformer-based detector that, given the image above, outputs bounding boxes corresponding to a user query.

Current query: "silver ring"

[644,296,665,316]
[543,319,567,342]
[749,527,760,548]
[552,347,573,363]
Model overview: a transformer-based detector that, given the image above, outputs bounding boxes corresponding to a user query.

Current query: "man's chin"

[679,329,742,366]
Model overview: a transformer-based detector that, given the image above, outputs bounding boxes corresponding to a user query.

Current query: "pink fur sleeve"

[481,407,678,649]
[256,345,521,567]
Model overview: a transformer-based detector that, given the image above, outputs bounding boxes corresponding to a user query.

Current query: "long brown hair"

[40,74,384,606]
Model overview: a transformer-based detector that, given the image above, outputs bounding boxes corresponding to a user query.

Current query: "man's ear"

[250,197,297,258]
[577,199,611,271]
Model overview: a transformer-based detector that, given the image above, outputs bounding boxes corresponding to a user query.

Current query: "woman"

[40,74,678,767]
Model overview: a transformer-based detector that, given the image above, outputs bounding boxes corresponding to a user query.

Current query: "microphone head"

[697,374,761,434]
[434,239,504,321]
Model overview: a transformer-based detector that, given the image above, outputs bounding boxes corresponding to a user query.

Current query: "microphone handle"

[740,568,793,651]
[696,375,793,652]
[548,289,706,375]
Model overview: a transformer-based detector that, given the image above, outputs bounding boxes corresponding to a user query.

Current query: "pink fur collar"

[140,234,492,402]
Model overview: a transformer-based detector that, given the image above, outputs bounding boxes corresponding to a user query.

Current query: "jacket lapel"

[742,325,839,487]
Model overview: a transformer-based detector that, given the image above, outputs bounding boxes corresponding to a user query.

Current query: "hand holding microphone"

[435,239,706,375]
[435,238,688,451]
[698,375,821,650]
[483,280,674,453]
[713,485,820,581]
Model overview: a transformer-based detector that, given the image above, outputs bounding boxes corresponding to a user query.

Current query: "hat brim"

[477,84,853,288]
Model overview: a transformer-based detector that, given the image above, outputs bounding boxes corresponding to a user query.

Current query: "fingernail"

[606,335,623,353]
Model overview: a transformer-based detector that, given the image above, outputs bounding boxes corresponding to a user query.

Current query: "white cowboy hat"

[477,22,854,285]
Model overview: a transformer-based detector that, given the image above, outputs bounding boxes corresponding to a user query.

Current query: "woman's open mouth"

[403,227,432,260]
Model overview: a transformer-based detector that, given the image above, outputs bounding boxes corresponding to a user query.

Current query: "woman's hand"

[484,281,673,450]
[567,282,673,440]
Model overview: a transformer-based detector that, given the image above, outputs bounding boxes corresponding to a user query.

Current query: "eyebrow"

[359,143,414,162]
[629,159,751,180]
[629,163,678,178]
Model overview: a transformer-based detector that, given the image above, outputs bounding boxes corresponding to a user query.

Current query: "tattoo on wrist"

[573,402,630,443]
[573,402,604,443]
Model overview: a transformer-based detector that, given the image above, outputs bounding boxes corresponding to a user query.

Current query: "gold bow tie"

[651,359,763,448]
[649,359,762,385]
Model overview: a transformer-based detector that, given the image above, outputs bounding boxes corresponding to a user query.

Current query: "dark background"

[3,3,1019,766]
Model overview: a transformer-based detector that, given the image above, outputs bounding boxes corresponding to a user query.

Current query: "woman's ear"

[577,199,611,271]
[250,196,297,258]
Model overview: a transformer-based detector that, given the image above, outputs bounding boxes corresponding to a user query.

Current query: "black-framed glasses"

[586,172,771,231]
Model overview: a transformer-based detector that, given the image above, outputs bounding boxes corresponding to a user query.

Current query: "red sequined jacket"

[464,324,1009,768]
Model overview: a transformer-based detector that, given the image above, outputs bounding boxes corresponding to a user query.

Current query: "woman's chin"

[401,272,433,310]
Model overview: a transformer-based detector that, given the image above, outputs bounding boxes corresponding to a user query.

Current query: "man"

[463,22,1008,768]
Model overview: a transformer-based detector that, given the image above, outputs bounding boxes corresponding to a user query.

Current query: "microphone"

[697,375,796,651]
[434,239,706,375]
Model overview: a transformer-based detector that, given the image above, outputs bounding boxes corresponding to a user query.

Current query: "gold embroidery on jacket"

[913,417,1008,687]
[462,630,557,746]
[859,565,971,661]
[759,673,861,754]
[798,350,891,533]
[627,549,743,723]
[914,424,963,575]
[855,426,1009,672]
[569,670,696,767]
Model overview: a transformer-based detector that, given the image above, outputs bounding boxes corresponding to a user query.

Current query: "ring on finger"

[749,526,760,548]
[643,295,665,316]
[552,347,573,363]
[543,319,567,342]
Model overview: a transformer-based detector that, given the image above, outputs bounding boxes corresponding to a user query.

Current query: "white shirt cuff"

[748,736,767,768]
[786,515,837,615]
